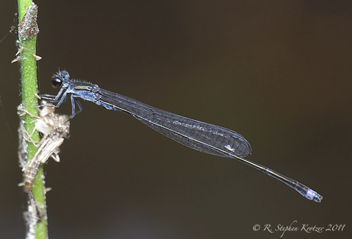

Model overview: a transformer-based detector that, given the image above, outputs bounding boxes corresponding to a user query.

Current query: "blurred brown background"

[1,1,351,238]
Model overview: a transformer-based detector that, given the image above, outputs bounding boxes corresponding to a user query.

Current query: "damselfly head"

[52,71,71,88]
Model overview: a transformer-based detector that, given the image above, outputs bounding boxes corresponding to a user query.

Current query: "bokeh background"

[1,1,351,238]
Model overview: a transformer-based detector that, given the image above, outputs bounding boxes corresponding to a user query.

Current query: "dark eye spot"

[52,76,62,88]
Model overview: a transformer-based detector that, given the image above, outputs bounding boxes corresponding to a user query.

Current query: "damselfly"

[42,71,322,202]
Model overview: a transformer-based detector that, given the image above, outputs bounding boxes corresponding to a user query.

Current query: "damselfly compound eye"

[51,76,62,88]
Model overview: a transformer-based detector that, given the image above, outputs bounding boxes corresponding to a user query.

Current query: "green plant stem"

[17,1,47,238]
